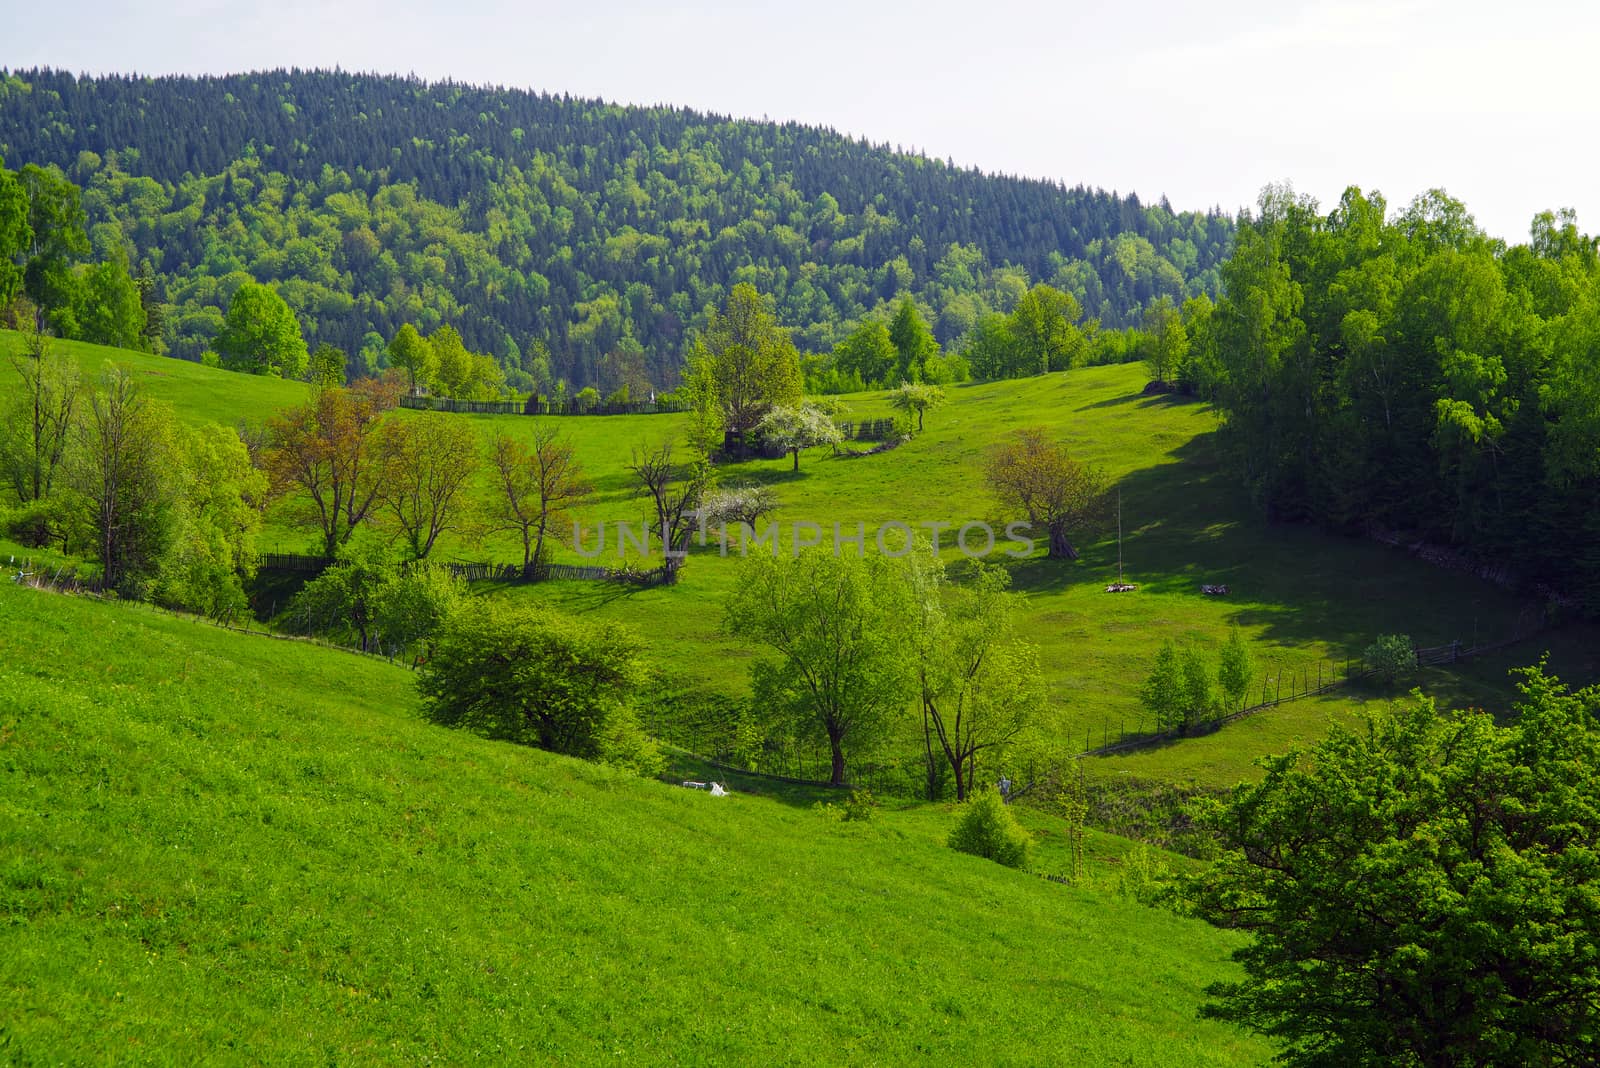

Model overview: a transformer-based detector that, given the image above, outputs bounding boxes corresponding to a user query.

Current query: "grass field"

[5,330,1594,788]
[0,579,1269,1064]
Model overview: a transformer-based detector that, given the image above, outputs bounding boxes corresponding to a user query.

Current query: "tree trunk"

[827,728,847,786]
[1048,525,1079,559]
[792,449,799,471]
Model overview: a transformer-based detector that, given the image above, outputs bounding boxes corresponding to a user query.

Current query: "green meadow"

[0,579,1269,1064]
[5,329,1593,789]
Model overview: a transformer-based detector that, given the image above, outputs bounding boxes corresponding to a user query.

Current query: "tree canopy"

[1187,667,1600,1066]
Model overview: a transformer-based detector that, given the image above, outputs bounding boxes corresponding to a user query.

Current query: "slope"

[0,67,1232,376]
[0,579,1268,1064]
[6,329,1593,789]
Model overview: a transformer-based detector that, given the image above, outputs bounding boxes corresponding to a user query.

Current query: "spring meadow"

[2,5,1599,1064]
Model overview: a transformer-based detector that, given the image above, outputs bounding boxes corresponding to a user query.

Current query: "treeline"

[0,68,1231,390]
[1197,185,1600,614]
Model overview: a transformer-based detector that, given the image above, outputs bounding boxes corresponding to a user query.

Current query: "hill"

[8,329,1593,790]
[0,68,1231,384]
[0,577,1270,1063]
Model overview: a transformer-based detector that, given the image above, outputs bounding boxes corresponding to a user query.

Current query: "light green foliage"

[1141,640,1185,733]
[908,556,1044,799]
[687,282,803,443]
[306,341,346,388]
[574,385,600,410]
[65,364,182,596]
[419,599,646,759]
[428,324,503,399]
[1363,633,1416,684]
[1216,627,1253,712]
[1187,669,1600,1066]
[0,153,30,305]
[154,422,266,618]
[888,381,946,432]
[1117,843,1171,906]
[18,162,89,331]
[289,543,462,657]
[725,550,914,785]
[0,325,80,523]
[832,319,896,387]
[288,541,398,652]
[369,560,464,657]
[216,281,308,378]
[1140,295,1187,384]
[888,297,939,382]
[1178,646,1216,726]
[947,789,1033,869]
[73,256,146,350]
[386,323,435,392]
[1009,283,1086,374]
[1143,642,1216,733]
[756,400,844,470]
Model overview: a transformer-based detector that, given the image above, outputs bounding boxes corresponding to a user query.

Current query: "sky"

[7,0,1598,241]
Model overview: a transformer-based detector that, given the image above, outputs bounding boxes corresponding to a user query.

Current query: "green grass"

[6,330,1593,788]
[0,330,308,428]
[0,580,1269,1064]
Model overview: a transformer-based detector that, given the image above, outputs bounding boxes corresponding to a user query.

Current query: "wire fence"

[1083,624,1545,758]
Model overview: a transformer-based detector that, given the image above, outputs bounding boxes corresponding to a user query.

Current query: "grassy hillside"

[0,329,307,429]
[0,579,1268,1064]
[6,331,1593,788]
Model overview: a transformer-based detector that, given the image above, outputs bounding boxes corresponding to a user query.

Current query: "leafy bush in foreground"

[947,789,1032,869]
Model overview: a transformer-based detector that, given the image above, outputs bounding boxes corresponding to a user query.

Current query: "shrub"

[418,600,646,760]
[1116,844,1171,906]
[947,789,1032,869]
[1364,633,1417,684]
[843,788,877,822]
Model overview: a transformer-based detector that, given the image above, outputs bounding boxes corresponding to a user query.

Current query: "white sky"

[7,0,1597,241]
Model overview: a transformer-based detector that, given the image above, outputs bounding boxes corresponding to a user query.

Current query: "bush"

[947,789,1032,868]
[1364,633,1417,684]
[1116,844,1171,906]
[418,600,647,760]
[595,706,666,778]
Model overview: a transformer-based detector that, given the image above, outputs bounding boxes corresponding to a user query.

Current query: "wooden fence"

[399,395,688,417]
[836,418,897,442]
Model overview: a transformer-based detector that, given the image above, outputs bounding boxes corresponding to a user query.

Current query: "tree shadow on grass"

[1004,431,1546,659]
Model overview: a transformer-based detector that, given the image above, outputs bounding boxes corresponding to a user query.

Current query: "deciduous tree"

[66,365,180,596]
[889,381,946,432]
[627,438,710,578]
[1187,669,1600,1066]
[984,427,1108,559]
[757,401,843,470]
[724,550,914,785]
[386,323,435,393]
[485,425,593,575]
[908,556,1044,800]
[685,283,802,451]
[888,297,939,382]
[216,281,308,378]
[0,323,80,544]
[374,411,481,560]
[420,600,646,758]
[262,378,399,556]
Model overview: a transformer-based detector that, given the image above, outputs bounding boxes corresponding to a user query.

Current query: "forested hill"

[0,68,1230,388]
